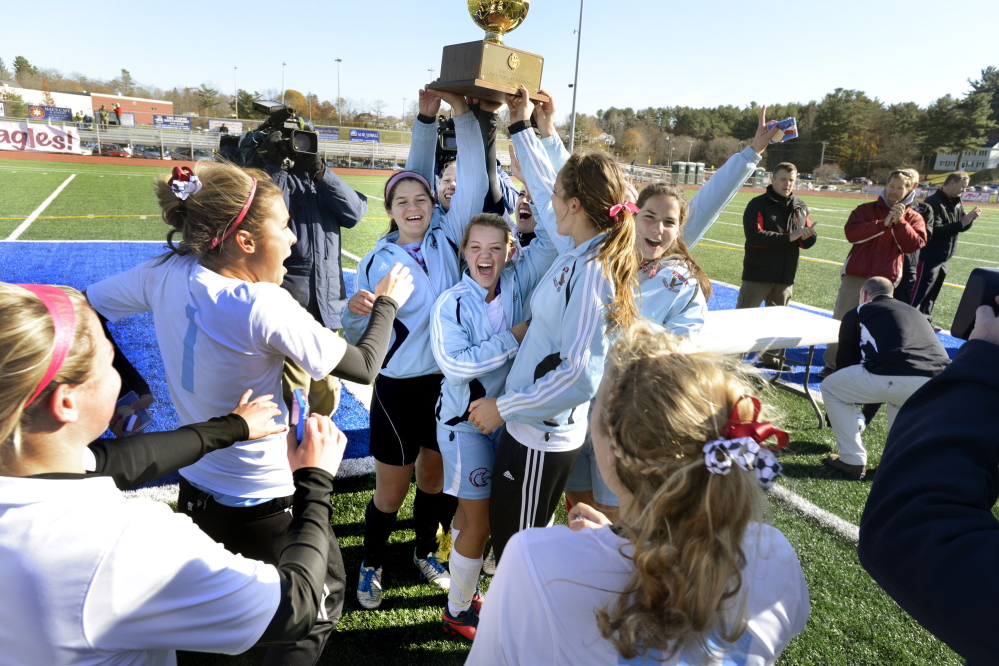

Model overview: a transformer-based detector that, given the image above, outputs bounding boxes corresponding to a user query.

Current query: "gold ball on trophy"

[468,0,530,44]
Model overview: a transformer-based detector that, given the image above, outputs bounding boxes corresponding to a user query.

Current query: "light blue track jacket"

[495,127,613,438]
[431,199,559,434]
[341,112,487,378]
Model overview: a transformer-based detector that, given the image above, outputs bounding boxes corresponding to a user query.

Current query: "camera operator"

[237,107,367,417]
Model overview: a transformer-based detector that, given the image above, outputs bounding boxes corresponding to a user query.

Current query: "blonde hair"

[635,183,713,299]
[155,162,282,268]
[558,150,639,330]
[0,283,97,465]
[594,323,768,662]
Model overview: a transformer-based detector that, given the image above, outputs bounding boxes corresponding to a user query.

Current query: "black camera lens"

[293,132,312,152]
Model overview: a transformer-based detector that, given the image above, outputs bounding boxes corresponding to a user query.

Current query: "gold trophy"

[428,1,549,104]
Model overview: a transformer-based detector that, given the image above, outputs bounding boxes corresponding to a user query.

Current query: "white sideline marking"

[6,175,76,240]
[341,248,362,262]
[770,484,859,542]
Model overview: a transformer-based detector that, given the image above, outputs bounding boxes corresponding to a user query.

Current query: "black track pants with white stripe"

[489,429,582,564]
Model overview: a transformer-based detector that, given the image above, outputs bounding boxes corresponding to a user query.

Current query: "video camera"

[434,115,457,176]
[252,100,319,159]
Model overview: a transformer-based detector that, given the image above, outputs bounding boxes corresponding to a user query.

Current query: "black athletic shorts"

[369,373,443,466]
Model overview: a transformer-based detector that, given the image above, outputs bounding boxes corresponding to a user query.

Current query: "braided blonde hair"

[593,323,769,662]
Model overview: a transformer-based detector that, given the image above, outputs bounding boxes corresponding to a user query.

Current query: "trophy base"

[429,41,549,105]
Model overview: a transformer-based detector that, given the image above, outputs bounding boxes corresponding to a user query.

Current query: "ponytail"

[558,150,639,330]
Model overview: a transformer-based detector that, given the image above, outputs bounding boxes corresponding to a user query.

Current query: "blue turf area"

[0,241,966,488]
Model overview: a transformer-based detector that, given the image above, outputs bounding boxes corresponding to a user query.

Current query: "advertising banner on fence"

[208,120,243,134]
[962,191,992,202]
[349,129,379,143]
[316,127,339,141]
[0,121,80,154]
[27,105,73,122]
[120,113,136,127]
[152,114,192,131]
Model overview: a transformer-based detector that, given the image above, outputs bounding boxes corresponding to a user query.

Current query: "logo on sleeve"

[664,271,690,293]
[552,265,570,292]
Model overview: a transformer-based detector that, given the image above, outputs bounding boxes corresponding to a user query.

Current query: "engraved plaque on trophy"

[428,1,549,104]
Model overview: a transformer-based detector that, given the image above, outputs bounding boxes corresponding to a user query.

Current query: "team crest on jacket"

[664,271,689,293]
[428,232,438,249]
[553,266,570,292]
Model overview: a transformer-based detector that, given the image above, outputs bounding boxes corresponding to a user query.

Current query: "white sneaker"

[482,546,497,576]
[414,548,451,590]
[357,564,383,610]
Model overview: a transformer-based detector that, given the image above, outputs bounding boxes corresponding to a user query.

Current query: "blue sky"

[4,0,996,118]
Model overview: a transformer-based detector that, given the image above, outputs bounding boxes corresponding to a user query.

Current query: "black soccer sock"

[413,488,439,556]
[437,491,458,535]
[362,498,397,570]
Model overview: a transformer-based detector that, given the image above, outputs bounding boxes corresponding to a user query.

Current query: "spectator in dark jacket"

[266,152,367,418]
[858,296,999,665]
[819,169,927,376]
[911,170,981,330]
[820,277,949,479]
[737,162,817,368]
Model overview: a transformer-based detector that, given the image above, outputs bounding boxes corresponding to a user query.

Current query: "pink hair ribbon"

[608,201,640,218]
[16,285,77,408]
[209,178,257,250]
[721,395,789,450]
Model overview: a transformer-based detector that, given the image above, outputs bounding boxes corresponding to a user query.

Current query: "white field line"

[6,175,76,241]
[341,248,362,262]
[770,484,859,542]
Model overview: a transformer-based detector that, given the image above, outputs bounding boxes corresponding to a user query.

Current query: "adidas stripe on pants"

[488,429,581,563]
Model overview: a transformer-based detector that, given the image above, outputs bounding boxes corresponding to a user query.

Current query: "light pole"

[335,59,342,126]
[402,97,407,125]
[428,68,435,80]
[820,141,827,165]
[568,0,585,152]
[686,140,693,162]
[307,92,312,123]
[281,62,287,104]
[233,66,238,119]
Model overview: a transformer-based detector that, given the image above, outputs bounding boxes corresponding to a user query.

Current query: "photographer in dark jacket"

[859,297,999,665]
[238,115,368,418]
[911,171,981,330]
[736,162,817,368]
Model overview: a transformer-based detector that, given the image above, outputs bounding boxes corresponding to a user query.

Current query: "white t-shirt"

[469,523,809,666]
[0,475,280,666]
[486,295,508,335]
[87,254,347,498]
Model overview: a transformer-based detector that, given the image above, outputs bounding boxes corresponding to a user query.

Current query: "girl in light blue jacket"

[466,87,640,564]
[431,209,558,638]
[342,87,490,610]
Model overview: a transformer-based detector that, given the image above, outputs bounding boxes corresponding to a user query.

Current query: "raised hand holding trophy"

[428,1,549,104]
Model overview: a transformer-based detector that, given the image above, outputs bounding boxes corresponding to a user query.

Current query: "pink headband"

[209,178,257,250]
[384,171,433,201]
[608,201,640,219]
[16,285,78,408]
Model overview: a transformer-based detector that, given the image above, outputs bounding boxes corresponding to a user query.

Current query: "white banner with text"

[0,121,81,154]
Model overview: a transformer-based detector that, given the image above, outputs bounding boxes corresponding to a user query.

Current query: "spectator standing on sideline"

[820,277,949,480]
[736,162,817,369]
[98,105,109,130]
[911,171,981,331]
[859,297,999,665]
[893,169,933,306]
[819,169,927,377]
